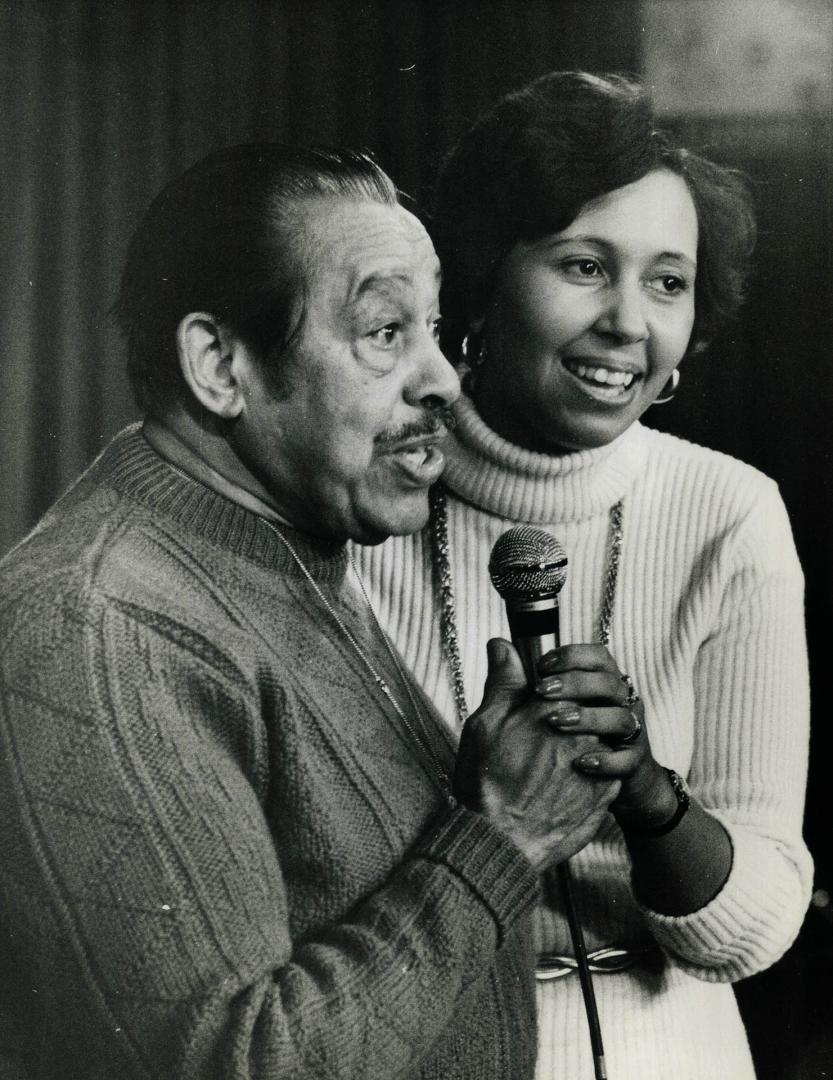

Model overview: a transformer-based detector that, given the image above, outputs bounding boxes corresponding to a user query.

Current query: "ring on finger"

[620,672,640,708]
[617,711,643,746]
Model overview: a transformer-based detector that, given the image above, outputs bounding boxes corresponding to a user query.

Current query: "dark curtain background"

[1,2,830,1075]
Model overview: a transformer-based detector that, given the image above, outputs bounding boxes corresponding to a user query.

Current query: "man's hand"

[453,638,620,872]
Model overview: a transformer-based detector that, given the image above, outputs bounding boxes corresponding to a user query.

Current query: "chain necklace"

[429,484,624,726]
[260,519,456,807]
[597,498,623,650]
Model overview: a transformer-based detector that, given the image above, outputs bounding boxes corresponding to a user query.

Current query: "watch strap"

[624,768,691,838]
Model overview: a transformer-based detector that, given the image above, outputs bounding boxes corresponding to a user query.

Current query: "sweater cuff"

[638,816,813,980]
[414,806,540,943]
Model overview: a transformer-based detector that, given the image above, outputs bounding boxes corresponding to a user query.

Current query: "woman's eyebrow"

[542,235,696,270]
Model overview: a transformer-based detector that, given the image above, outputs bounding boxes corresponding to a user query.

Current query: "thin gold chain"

[259,519,455,806]
[429,484,624,727]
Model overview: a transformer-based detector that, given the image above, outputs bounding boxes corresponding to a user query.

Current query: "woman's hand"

[537,644,732,915]
[536,645,679,832]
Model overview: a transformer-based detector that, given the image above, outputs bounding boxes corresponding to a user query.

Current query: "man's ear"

[176,313,245,419]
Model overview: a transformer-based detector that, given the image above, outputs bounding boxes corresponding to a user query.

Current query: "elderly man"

[0,144,617,1080]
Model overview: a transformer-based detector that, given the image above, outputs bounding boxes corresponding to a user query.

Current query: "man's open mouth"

[384,433,447,486]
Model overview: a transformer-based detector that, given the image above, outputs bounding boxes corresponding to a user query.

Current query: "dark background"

[1,1,830,1075]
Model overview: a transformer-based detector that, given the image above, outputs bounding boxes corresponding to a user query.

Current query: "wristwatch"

[627,768,691,838]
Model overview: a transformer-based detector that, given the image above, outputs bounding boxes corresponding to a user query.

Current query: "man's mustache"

[374,405,456,448]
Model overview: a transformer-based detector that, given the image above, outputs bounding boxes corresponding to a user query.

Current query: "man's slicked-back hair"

[432,71,756,360]
[114,143,399,415]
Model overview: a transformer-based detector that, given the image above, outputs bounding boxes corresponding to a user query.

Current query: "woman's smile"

[561,357,640,401]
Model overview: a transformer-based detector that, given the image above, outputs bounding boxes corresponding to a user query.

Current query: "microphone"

[488,524,607,1080]
[488,525,568,687]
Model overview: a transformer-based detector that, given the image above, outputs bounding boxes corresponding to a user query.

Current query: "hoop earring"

[461,332,487,370]
[654,368,680,405]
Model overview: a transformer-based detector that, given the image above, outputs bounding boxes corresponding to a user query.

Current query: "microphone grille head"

[488,526,568,601]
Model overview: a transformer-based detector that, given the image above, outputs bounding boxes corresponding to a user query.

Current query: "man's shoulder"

[0,483,234,655]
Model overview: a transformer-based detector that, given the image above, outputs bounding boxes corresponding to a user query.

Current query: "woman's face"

[473,168,698,454]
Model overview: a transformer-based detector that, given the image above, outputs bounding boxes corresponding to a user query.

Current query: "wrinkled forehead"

[297,197,440,302]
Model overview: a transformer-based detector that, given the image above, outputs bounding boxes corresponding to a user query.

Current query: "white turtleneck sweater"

[355,395,812,1080]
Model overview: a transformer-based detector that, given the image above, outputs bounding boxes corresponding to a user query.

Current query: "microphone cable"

[558,860,607,1080]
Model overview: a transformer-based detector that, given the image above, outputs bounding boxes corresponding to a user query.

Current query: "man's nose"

[405,334,460,408]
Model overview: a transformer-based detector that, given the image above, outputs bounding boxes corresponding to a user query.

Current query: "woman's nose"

[595,282,650,344]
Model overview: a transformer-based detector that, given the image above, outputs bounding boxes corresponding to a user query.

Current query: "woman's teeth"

[565,360,635,390]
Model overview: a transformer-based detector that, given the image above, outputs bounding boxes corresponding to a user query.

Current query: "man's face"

[231,198,459,544]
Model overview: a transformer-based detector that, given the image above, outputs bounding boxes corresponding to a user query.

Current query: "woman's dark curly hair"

[432,71,756,361]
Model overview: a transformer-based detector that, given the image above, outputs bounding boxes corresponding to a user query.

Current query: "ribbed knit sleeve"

[414,807,540,941]
[636,478,813,979]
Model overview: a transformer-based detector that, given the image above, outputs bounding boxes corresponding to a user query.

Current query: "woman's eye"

[562,258,603,279]
[430,316,442,340]
[652,274,688,296]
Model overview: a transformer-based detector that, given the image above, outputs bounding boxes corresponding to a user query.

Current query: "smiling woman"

[475,168,698,454]
[356,71,812,1080]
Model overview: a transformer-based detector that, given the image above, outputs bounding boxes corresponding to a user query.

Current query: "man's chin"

[351,491,431,546]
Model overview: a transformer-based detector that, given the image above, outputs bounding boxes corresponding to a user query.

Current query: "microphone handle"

[505,597,561,689]
[506,596,608,1080]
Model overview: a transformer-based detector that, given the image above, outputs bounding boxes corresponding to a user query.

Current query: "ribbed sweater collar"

[94,425,348,584]
[442,394,650,524]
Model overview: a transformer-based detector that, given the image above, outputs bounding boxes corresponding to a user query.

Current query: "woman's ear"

[176,313,245,419]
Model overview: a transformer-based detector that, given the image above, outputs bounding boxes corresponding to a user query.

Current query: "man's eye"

[368,324,400,348]
[431,317,442,340]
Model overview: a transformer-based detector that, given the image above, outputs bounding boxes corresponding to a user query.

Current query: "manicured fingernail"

[551,706,580,727]
[537,676,563,697]
[577,754,600,770]
[538,648,563,674]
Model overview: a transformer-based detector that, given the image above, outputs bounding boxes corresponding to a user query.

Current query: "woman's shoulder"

[635,426,802,583]
[634,425,786,531]
[638,425,777,494]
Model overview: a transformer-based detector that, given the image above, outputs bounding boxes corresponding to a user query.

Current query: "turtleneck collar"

[93,425,348,585]
[442,393,650,524]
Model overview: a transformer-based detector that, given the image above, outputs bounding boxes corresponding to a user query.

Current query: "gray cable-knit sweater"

[0,426,540,1080]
